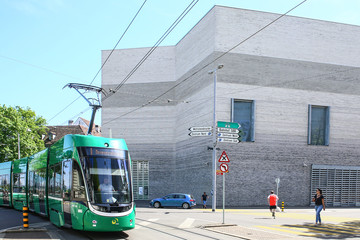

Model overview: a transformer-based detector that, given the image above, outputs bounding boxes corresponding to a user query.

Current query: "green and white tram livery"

[0,134,135,232]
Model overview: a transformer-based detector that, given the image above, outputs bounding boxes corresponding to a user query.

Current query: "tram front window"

[79,147,132,211]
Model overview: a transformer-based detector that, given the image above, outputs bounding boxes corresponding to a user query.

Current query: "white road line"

[135,218,159,229]
[178,218,195,229]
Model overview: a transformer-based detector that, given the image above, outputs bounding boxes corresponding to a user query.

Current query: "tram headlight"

[92,205,106,212]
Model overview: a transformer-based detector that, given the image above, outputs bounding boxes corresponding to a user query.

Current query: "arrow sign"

[217,133,238,138]
[217,121,240,129]
[217,128,239,134]
[188,131,212,137]
[189,126,212,132]
[218,138,239,143]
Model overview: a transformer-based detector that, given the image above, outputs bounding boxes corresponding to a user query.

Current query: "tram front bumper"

[83,210,135,232]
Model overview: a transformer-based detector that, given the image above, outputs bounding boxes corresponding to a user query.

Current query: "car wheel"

[182,202,190,209]
[154,202,161,208]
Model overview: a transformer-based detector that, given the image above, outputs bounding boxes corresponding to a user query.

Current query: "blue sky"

[1,0,359,126]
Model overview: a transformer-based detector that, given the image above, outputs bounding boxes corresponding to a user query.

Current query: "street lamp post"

[17,133,20,159]
[17,129,31,159]
[208,64,224,212]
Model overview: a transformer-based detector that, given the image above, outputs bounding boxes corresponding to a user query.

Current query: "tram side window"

[48,167,55,196]
[73,161,86,201]
[35,170,46,198]
[13,173,26,193]
[0,175,3,192]
[62,160,72,201]
[28,171,34,195]
[54,164,62,197]
[0,174,10,195]
[4,174,9,193]
[39,170,46,199]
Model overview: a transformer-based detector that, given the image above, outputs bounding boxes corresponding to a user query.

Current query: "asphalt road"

[1,206,360,239]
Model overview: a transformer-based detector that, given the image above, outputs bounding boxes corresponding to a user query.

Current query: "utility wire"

[103,0,200,101]
[102,0,309,126]
[47,0,147,124]
[89,0,147,85]
[0,54,85,81]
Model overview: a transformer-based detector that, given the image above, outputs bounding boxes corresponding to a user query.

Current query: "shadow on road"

[283,220,360,239]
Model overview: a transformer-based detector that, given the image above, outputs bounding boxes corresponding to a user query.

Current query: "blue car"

[149,193,196,209]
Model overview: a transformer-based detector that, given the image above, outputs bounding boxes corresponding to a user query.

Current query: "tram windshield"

[78,147,132,209]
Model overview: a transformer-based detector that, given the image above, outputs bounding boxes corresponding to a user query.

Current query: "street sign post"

[218,138,239,143]
[217,121,240,129]
[188,132,212,137]
[217,133,238,138]
[216,121,242,143]
[217,128,239,133]
[189,126,212,132]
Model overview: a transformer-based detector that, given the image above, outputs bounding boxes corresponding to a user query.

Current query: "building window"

[231,99,255,142]
[308,105,330,145]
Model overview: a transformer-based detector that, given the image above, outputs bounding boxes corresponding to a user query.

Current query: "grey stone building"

[101,6,360,207]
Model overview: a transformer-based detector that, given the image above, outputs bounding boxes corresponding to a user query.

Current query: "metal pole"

[18,133,20,159]
[222,172,225,224]
[88,106,99,135]
[212,69,217,212]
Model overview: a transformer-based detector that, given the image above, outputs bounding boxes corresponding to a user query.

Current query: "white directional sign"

[217,128,239,134]
[189,126,212,132]
[188,131,212,137]
[217,133,238,138]
[217,138,239,144]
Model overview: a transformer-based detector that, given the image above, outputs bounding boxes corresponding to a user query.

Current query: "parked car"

[149,193,196,209]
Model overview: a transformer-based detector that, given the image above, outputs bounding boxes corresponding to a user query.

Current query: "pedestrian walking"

[267,190,279,219]
[202,192,209,209]
[312,188,325,225]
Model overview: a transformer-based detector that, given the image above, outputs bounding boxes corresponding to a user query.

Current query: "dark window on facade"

[232,99,255,142]
[308,105,330,145]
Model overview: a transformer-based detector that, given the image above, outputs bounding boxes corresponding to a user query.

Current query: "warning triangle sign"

[218,151,230,162]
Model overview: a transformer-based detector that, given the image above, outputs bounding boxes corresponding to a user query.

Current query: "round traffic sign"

[219,163,229,172]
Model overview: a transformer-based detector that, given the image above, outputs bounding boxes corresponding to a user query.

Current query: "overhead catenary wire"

[102,0,309,126]
[102,0,200,101]
[47,0,147,124]
[63,0,201,124]
[89,0,147,86]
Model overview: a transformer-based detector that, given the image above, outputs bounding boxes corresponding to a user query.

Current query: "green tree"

[0,105,48,163]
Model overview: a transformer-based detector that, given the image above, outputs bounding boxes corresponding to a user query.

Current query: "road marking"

[178,218,195,229]
[255,225,314,236]
[135,218,159,229]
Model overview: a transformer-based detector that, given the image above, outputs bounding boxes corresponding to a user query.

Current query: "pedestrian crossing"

[136,218,196,230]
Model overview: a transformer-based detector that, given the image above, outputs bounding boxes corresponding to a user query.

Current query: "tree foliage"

[0,105,48,163]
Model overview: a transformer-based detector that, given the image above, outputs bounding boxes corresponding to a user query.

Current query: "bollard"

[281,201,284,212]
[23,206,29,229]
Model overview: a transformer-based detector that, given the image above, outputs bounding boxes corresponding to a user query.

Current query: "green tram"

[0,134,135,231]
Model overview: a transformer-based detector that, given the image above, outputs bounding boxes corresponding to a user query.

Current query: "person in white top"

[98,177,115,192]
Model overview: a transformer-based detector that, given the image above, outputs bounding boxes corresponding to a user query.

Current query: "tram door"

[62,160,72,226]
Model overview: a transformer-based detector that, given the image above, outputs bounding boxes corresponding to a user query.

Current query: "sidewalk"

[0,222,64,240]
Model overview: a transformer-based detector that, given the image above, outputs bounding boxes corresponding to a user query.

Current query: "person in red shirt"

[267,190,279,219]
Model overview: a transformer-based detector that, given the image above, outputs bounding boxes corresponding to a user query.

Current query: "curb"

[3,227,47,233]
